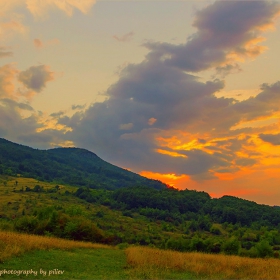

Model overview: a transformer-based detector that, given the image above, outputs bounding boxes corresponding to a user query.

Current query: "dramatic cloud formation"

[18,65,54,93]
[1,0,280,204]
[41,0,280,182]
[144,0,280,74]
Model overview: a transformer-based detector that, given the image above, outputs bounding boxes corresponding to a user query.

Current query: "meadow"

[1,231,280,279]
[2,175,280,279]
[126,246,280,280]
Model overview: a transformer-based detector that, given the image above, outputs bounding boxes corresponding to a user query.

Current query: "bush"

[15,216,38,233]
[190,236,206,252]
[255,240,273,258]
[166,237,190,252]
[238,246,259,258]
[63,217,104,242]
[222,237,240,255]
[204,238,222,253]
[210,225,222,235]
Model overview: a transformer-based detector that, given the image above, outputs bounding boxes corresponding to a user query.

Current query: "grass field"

[0,231,196,280]
[0,249,128,279]
[126,246,280,279]
[1,231,280,279]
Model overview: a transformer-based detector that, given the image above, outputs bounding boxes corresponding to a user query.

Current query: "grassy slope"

[0,175,183,243]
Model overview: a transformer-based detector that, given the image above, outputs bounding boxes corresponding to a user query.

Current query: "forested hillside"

[1,177,280,259]
[76,186,280,228]
[0,138,165,190]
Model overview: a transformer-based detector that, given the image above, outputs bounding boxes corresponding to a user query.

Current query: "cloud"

[18,65,54,93]
[144,0,280,73]
[259,133,280,145]
[148,118,157,126]
[25,0,96,18]
[0,98,42,144]
[0,19,27,40]
[113,32,134,42]
[0,46,13,58]
[0,0,96,19]
[2,0,280,185]
[56,58,234,178]
[119,123,133,130]
[72,104,86,110]
[40,1,280,181]
[33,38,60,49]
[0,64,18,100]
[33,38,43,49]
[50,111,65,118]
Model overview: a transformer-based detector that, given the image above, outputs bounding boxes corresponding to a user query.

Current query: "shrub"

[190,236,206,252]
[15,216,38,233]
[210,225,222,235]
[255,240,273,258]
[204,238,222,253]
[63,217,104,242]
[239,247,259,258]
[222,237,240,255]
[166,237,190,252]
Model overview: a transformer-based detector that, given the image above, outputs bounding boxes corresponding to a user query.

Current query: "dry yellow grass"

[126,246,280,280]
[0,230,111,262]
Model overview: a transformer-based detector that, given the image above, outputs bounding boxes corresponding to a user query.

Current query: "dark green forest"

[0,138,165,190]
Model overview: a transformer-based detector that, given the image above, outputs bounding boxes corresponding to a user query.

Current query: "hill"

[0,138,166,190]
[1,174,280,259]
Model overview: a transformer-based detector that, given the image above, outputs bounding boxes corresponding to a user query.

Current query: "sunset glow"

[1,0,280,205]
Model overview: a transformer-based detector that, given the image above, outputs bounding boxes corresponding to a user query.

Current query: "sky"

[1,0,280,206]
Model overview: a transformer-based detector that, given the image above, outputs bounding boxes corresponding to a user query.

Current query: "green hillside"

[0,138,166,190]
[1,138,280,260]
[1,174,280,260]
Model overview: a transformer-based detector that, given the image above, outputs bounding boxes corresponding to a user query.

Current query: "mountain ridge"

[0,138,166,190]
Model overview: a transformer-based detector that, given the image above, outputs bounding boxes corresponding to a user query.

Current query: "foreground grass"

[126,246,280,280]
[0,231,110,263]
[0,249,128,279]
[0,231,197,279]
[0,231,129,279]
[3,231,280,279]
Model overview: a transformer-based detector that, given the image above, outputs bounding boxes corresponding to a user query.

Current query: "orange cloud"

[140,170,189,188]
[0,20,27,40]
[25,0,96,18]
[0,0,96,19]
[156,149,187,158]
[0,64,19,100]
